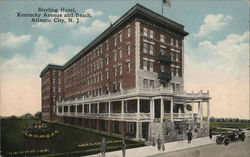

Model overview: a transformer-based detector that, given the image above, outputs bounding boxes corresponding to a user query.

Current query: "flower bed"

[23,120,59,139]
[7,149,49,156]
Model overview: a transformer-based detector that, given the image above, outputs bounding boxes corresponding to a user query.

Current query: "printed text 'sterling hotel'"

[40,4,211,141]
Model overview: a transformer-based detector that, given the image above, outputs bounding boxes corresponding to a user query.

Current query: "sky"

[0,0,249,119]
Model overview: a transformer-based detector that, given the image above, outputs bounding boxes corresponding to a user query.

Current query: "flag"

[163,0,171,7]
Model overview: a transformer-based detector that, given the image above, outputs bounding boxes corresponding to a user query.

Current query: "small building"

[40,4,211,141]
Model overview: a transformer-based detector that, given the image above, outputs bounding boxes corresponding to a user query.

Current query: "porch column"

[68,105,70,114]
[160,97,164,122]
[108,101,111,118]
[89,104,91,113]
[121,100,124,119]
[207,101,210,118]
[137,99,140,120]
[150,99,154,119]
[191,101,194,118]
[136,122,142,140]
[170,98,174,122]
[62,105,64,115]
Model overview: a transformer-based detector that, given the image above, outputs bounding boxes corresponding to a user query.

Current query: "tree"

[34,112,42,119]
[20,113,33,119]
[186,104,192,111]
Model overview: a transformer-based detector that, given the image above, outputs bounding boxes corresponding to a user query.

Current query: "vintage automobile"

[216,129,245,145]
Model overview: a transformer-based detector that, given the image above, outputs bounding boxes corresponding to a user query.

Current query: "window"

[171,51,174,61]
[160,65,165,72]
[127,61,131,72]
[119,33,122,42]
[114,52,117,62]
[160,48,166,55]
[119,65,123,76]
[113,83,117,92]
[143,42,149,53]
[127,44,131,55]
[172,83,175,91]
[149,45,154,54]
[143,60,148,71]
[100,60,103,68]
[100,73,103,81]
[143,27,148,36]
[127,27,130,37]
[176,53,179,62]
[119,49,122,59]
[149,62,154,72]
[114,36,117,46]
[114,67,117,77]
[106,85,109,94]
[171,38,174,45]
[143,79,148,88]
[160,34,165,42]
[176,68,179,77]
[106,70,109,79]
[150,30,154,38]
[176,84,180,91]
[176,40,179,47]
[106,42,109,50]
[149,80,154,88]
[119,82,122,91]
[106,55,109,65]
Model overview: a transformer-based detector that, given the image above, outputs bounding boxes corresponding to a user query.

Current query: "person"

[157,137,161,151]
[100,138,106,157]
[122,138,126,157]
[209,128,213,140]
[187,129,193,144]
[161,138,165,151]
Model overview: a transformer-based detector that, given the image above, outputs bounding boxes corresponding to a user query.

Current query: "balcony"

[156,54,171,63]
[158,71,171,81]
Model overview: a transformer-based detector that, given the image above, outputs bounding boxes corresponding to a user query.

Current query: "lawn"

[1,119,144,157]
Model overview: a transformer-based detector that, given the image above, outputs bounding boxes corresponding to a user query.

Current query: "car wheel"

[241,135,245,141]
[216,138,222,144]
[224,138,230,145]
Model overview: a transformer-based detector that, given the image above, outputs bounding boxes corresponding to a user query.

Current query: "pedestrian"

[122,138,126,157]
[100,138,106,157]
[157,137,161,151]
[152,137,156,147]
[209,128,213,140]
[187,129,193,144]
[161,138,165,151]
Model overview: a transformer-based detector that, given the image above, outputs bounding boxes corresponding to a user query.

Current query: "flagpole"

[161,0,163,15]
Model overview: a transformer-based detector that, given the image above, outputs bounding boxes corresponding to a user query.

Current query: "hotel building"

[40,4,211,141]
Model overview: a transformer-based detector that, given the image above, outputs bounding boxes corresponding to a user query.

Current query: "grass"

[1,119,143,157]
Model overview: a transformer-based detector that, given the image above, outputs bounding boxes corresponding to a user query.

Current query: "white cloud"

[194,14,232,37]
[0,36,81,116]
[185,31,249,119]
[0,32,31,48]
[108,15,120,23]
[73,19,109,35]
[85,8,103,17]
[32,8,103,29]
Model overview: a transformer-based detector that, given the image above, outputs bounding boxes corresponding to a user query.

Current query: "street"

[149,137,250,157]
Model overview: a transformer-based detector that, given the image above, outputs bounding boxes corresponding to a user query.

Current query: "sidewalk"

[88,130,250,157]
[88,136,214,157]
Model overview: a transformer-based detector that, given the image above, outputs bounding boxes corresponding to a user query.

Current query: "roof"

[40,64,63,77]
[40,3,189,77]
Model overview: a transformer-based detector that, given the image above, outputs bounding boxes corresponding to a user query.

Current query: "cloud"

[194,14,232,37]
[108,15,120,23]
[0,36,81,116]
[32,8,103,29]
[185,31,249,119]
[73,19,109,35]
[0,32,31,48]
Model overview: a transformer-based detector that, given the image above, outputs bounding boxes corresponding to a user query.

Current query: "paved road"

[149,137,250,157]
